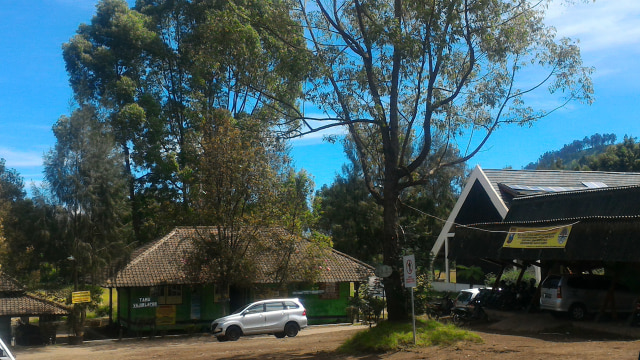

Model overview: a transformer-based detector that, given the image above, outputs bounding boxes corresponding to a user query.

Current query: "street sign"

[403,254,417,288]
[402,254,417,345]
[71,291,91,304]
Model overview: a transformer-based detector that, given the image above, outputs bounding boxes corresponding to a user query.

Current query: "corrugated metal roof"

[482,169,640,206]
[504,185,640,223]
[107,227,374,288]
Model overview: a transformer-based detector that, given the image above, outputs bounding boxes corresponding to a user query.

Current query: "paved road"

[13,324,367,360]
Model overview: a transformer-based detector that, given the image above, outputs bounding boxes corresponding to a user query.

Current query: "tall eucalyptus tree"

[44,106,132,286]
[63,0,310,242]
[292,0,594,320]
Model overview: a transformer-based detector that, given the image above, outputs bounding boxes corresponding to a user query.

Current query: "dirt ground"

[13,313,640,360]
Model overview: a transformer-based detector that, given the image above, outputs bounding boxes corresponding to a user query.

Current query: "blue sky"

[1,0,639,192]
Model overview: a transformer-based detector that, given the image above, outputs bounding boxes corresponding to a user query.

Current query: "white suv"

[211,298,308,341]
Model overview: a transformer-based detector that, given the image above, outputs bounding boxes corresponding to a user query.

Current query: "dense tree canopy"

[63,0,311,243]
[0,0,599,323]
[0,159,25,265]
[44,106,133,286]
[583,137,640,172]
[58,0,320,305]
[525,133,617,170]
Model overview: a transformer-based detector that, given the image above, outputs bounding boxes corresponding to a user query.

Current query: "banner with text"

[503,225,572,249]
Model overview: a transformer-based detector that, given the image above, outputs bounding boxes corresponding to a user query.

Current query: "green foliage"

[44,106,133,285]
[414,274,450,316]
[313,163,383,263]
[184,110,319,292]
[314,137,464,266]
[63,0,311,244]
[296,0,592,321]
[525,133,618,170]
[582,136,640,172]
[338,319,482,353]
[91,305,111,319]
[456,265,485,288]
[274,169,316,237]
[348,282,386,323]
[526,134,640,172]
[485,267,537,287]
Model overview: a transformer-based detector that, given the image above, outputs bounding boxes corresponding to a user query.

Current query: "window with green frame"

[151,285,183,305]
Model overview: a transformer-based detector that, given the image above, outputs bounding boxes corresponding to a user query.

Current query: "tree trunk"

[122,144,141,242]
[381,184,408,321]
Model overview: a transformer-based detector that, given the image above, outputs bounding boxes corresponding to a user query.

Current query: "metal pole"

[411,287,416,344]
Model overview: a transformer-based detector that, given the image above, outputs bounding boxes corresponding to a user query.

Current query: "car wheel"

[274,332,286,339]
[452,313,464,326]
[284,322,299,337]
[569,304,587,321]
[225,325,242,341]
[216,335,228,342]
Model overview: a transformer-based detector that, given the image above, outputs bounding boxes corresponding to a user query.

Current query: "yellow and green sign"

[71,291,91,304]
[503,225,572,249]
[156,305,176,326]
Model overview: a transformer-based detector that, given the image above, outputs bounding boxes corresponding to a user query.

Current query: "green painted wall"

[117,285,225,332]
[117,282,357,331]
[293,283,354,325]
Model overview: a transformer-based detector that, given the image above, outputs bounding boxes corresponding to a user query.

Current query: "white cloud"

[289,115,348,146]
[546,0,640,52]
[0,148,43,168]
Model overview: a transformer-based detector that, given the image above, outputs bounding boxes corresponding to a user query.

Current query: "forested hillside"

[525,133,617,170]
[525,134,640,172]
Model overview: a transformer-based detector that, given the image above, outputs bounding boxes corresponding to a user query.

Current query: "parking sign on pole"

[403,254,417,344]
[403,254,416,288]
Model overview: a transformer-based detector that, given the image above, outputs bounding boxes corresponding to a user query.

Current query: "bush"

[347,283,386,323]
[339,318,482,353]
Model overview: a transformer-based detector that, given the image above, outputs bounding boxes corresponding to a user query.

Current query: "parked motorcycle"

[451,298,488,326]
[426,296,454,320]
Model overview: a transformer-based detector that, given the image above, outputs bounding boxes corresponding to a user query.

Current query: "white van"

[539,274,638,320]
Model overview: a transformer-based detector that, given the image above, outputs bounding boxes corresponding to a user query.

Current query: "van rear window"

[566,276,611,290]
[542,276,560,289]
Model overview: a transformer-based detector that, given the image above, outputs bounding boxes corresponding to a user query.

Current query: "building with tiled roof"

[108,227,374,332]
[431,165,640,283]
[108,227,373,288]
[0,272,70,343]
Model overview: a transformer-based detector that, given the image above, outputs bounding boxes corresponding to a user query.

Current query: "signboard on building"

[133,297,158,309]
[156,305,176,326]
[503,225,572,249]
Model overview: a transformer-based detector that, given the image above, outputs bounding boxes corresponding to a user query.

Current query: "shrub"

[339,318,482,353]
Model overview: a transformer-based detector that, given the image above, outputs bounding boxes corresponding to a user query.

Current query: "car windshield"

[457,291,474,302]
[231,303,254,315]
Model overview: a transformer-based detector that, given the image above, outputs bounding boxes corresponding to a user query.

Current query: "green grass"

[338,318,482,353]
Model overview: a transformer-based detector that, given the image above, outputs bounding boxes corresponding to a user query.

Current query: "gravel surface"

[12,317,640,360]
